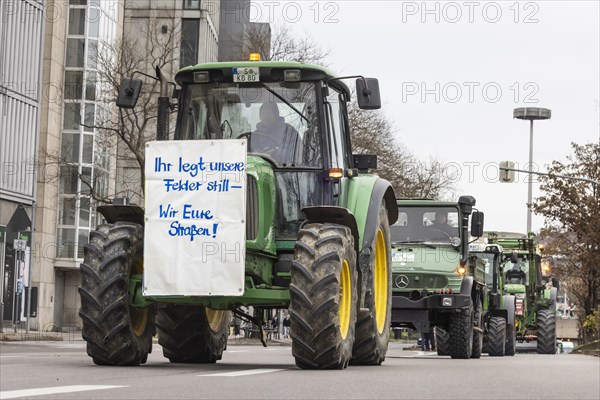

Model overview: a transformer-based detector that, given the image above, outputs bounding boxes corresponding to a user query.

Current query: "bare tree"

[242,24,330,65]
[348,101,454,199]
[534,142,600,342]
[42,18,181,204]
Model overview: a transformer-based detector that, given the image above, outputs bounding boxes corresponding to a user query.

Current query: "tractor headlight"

[441,297,453,307]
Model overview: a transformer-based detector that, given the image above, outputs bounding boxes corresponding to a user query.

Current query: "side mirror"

[116,77,142,109]
[552,277,560,290]
[353,154,377,172]
[470,211,484,237]
[356,78,381,110]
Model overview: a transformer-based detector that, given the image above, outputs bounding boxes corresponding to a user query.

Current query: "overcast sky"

[251,0,600,234]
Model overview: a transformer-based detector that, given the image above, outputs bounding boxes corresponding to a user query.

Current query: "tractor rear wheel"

[434,327,449,356]
[79,222,155,366]
[448,303,473,359]
[536,309,557,354]
[351,204,392,365]
[471,297,483,359]
[487,316,506,357]
[156,305,230,363]
[505,324,516,356]
[289,223,357,369]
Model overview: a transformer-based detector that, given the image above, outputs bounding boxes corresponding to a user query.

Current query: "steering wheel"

[428,229,452,240]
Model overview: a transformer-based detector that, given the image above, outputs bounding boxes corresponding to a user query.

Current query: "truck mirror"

[470,211,484,237]
[356,78,381,110]
[116,77,143,109]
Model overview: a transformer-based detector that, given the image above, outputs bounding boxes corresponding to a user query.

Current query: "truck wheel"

[448,304,473,359]
[290,223,357,369]
[536,309,557,354]
[351,204,392,365]
[79,223,156,366]
[434,327,449,356]
[505,324,516,356]
[156,305,230,363]
[471,297,483,359]
[487,317,506,357]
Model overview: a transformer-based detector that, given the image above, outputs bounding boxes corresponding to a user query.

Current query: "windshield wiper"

[259,83,310,125]
[392,240,436,249]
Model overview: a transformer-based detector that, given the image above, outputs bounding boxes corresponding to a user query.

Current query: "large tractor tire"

[448,303,473,359]
[289,223,358,369]
[471,297,483,359]
[156,305,230,363]
[487,317,506,357]
[79,222,156,366]
[536,309,557,354]
[351,204,392,365]
[505,324,517,356]
[434,327,449,356]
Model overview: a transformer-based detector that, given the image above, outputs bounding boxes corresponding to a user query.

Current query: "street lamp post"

[513,107,552,234]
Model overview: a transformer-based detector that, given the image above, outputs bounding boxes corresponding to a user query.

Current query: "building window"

[183,0,201,10]
[181,19,199,68]
[58,1,113,260]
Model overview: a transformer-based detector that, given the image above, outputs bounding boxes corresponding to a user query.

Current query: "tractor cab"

[171,60,380,240]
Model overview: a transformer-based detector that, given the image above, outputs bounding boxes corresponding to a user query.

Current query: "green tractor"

[78,58,398,369]
[390,197,486,359]
[487,233,558,354]
[470,243,517,356]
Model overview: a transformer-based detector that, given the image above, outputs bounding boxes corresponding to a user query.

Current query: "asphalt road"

[1,340,598,400]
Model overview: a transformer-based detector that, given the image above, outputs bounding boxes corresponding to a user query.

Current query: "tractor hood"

[504,283,527,294]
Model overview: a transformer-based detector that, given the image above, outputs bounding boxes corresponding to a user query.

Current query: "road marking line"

[0,385,127,399]
[198,369,284,377]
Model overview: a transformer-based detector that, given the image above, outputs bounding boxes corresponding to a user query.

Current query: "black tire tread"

[79,222,155,366]
[448,305,473,359]
[156,305,230,363]
[290,223,357,369]
[435,327,449,356]
[536,309,557,354]
[487,316,506,357]
[351,204,392,366]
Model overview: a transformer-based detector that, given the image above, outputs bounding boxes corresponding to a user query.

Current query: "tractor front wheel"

[351,203,392,366]
[536,309,557,354]
[289,223,357,369]
[79,223,155,366]
[156,305,230,363]
[487,316,506,357]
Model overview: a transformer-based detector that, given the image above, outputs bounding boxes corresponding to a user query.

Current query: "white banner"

[143,140,247,296]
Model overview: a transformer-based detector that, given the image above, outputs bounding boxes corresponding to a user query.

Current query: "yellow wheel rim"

[339,259,352,339]
[374,228,388,334]
[206,308,225,333]
[130,256,149,337]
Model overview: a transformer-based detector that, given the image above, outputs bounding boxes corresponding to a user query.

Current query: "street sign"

[499,161,515,183]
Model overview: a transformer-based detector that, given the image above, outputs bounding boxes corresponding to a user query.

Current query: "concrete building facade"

[2,0,262,331]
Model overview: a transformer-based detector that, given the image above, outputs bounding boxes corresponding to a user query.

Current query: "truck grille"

[393,273,449,290]
[246,175,258,240]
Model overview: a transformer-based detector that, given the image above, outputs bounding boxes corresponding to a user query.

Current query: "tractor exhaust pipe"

[156,66,169,141]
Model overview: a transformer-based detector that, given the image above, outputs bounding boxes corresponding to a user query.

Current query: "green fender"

[341,175,397,251]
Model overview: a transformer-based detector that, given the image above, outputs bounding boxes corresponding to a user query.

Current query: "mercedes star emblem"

[396,274,409,288]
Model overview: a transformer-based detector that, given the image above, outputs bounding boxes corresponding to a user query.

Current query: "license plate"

[233,67,259,83]
[392,252,415,262]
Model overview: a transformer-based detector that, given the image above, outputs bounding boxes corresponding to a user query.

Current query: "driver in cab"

[428,212,456,238]
[250,102,302,164]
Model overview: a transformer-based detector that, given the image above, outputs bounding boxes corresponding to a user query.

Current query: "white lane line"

[198,369,284,377]
[224,350,249,353]
[0,385,127,399]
